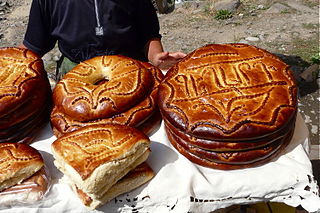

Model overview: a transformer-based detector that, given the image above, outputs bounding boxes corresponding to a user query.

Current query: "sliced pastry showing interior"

[74,162,154,209]
[51,123,153,209]
[0,167,50,207]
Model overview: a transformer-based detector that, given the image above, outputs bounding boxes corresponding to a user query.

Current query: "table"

[1,113,319,213]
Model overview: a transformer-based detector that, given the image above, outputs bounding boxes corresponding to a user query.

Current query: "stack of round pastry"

[50,55,164,138]
[0,47,52,144]
[158,43,298,170]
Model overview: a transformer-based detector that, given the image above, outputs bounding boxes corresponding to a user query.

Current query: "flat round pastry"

[166,122,294,165]
[163,115,295,151]
[136,110,162,137]
[0,98,51,144]
[53,55,154,121]
[0,143,44,191]
[51,106,162,138]
[158,43,297,140]
[0,89,51,135]
[0,47,48,118]
[50,60,164,137]
[167,125,293,170]
[0,90,48,130]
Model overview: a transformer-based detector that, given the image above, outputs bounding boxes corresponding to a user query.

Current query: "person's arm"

[22,0,56,57]
[146,38,186,71]
[136,0,186,71]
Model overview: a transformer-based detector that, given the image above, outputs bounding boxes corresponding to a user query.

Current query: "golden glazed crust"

[158,44,297,140]
[50,61,164,137]
[167,124,293,170]
[51,124,150,180]
[0,91,48,130]
[163,115,295,151]
[0,143,44,191]
[166,123,293,165]
[0,95,51,144]
[0,47,49,118]
[53,55,154,122]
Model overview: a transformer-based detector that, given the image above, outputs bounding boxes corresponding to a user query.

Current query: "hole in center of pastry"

[94,78,109,85]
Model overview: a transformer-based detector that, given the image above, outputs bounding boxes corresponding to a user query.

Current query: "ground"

[0,0,319,151]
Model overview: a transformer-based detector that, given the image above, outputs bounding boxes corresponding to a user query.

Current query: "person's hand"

[152,51,186,71]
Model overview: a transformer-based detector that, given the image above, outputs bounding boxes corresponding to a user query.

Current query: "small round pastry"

[50,59,164,138]
[53,55,154,121]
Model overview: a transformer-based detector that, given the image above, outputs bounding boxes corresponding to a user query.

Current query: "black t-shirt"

[23,0,161,63]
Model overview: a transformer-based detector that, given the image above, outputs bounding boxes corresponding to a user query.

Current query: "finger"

[157,51,170,60]
[169,52,187,59]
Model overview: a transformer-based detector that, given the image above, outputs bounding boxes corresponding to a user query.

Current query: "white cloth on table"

[1,112,319,213]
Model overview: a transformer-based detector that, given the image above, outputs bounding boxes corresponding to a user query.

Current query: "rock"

[286,1,315,13]
[257,4,264,10]
[214,0,240,12]
[264,3,290,14]
[311,125,318,134]
[245,36,259,42]
[53,55,60,61]
[238,39,249,44]
[299,64,319,82]
[258,34,264,41]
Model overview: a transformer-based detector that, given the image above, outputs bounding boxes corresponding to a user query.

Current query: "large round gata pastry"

[0,47,52,143]
[158,43,297,169]
[0,48,47,115]
[166,122,294,170]
[164,115,296,152]
[51,56,164,137]
[0,99,51,144]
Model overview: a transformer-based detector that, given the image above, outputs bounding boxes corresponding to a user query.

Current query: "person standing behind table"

[21,0,186,80]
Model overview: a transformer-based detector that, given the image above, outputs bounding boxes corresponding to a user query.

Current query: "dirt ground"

[0,0,319,149]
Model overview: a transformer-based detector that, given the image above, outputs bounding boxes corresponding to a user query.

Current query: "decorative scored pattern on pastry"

[158,44,297,139]
[0,143,43,183]
[51,124,150,179]
[51,62,164,136]
[0,48,45,116]
[53,55,154,122]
